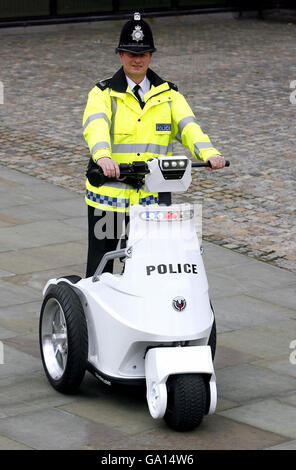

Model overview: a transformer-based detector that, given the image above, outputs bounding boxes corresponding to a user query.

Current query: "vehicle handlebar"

[86,158,230,187]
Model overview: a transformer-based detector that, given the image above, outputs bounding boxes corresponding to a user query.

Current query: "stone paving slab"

[0,280,41,307]
[0,373,78,419]
[0,212,27,227]
[0,344,42,380]
[202,242,256,270]
[0,190,36,211]
[278,393,296,407]
[3,334,40,359]
[0,407,125,450]
[214,344,261,370]
[0,220,85,252]
[216,363,296,403]
[219,399,296,439]
[42,197,87,218]
[0,326,18,341]
[0,197,87,227]
[0,317,39,336]
[61,216,88,231]
[267,440,296,450]
[105,415,287,451]
[0,434,32,450]
[211,294,295,331]
[0,264,86,292]
[0,269,14,278]
[218,318,296,359]
[0,181,72,211]
[207,271,249,303]
[210,259,296,291]
[0,201,84,224]
[0,241,86,274]
[0,301,41,320]
[253,358,296,379]
[248,285,296,312]
[0,168,74,201]
[215,397,238,413]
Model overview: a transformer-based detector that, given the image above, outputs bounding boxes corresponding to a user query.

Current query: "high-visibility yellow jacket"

[83,67,221,212]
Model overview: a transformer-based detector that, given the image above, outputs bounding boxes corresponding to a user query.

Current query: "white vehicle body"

[42,156,217,421]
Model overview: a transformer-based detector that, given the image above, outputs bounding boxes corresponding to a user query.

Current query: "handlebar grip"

[87,165,106,187]
[192,160,230,168]
[86,161,149,188]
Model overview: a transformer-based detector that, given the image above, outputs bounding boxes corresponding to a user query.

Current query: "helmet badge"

[132,25,144,42]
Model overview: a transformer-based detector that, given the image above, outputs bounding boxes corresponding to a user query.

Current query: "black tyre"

[39,282,88,394]
[164,373,206,431]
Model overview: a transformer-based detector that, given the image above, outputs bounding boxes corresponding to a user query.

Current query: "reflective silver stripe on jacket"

[90,96,117,155]
[83,113,111,132]
[175,115,198,143]
[194,141,213,157]
[111,143,173,155]
[110,96,117,141]
[91,141,110,154]
[178,116,198,134]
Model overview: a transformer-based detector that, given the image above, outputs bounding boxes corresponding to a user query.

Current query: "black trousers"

[86,206,130,277]
[86,193,171,277]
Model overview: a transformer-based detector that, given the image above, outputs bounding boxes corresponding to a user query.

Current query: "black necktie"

[133,84,145,109]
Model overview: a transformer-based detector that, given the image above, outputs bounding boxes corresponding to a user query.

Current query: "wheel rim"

[147,381,167,419]
[151,383,160,413]
[41,298,68,380]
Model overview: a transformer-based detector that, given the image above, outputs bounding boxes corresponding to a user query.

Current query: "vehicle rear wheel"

[164,373,206,431]
[39,282,88,393]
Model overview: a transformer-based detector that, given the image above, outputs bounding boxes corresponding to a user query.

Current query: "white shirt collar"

[126,75,150,100]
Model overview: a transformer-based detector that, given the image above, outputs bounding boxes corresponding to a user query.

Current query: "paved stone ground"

[0,166,295,450]
[0,11,295,272]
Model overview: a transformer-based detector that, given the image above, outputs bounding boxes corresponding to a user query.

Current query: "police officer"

[83,12,225,277]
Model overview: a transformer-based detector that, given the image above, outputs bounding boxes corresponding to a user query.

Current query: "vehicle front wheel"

[164,373,206,431]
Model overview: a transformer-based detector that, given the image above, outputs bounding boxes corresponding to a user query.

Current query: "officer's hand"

[97,157,120,178]
[207,155,226,170]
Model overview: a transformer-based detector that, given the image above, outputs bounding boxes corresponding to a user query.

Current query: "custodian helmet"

[116,12,156,54]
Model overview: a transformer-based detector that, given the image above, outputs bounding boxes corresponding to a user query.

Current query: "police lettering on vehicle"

[146,263,198,275]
